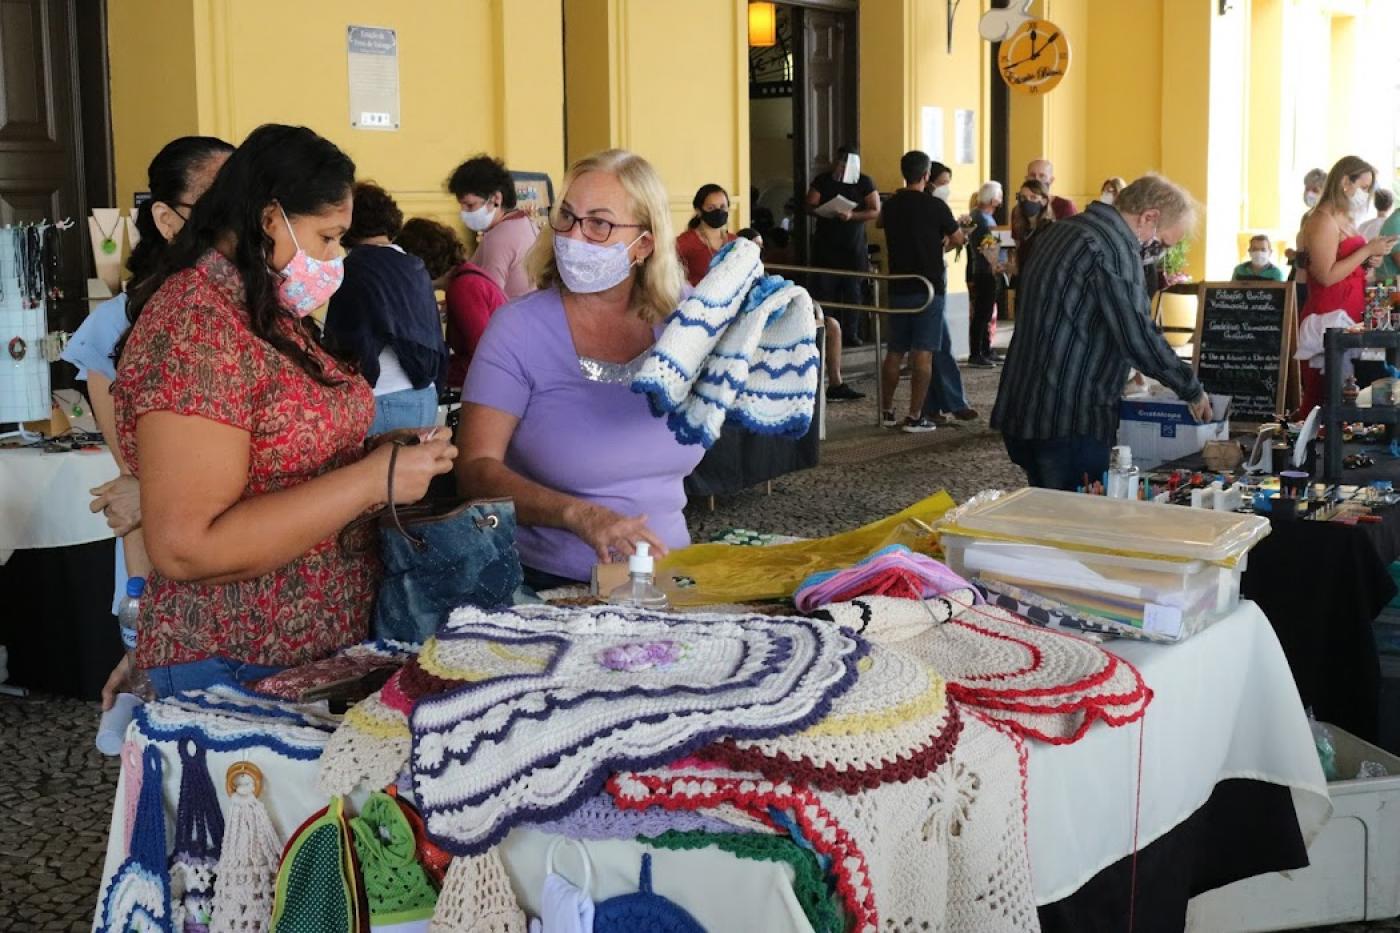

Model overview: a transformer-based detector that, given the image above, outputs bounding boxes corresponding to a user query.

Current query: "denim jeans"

[883,292,968,415]
[146,655,285,699]
[1003,435,1112,491]
[371,385,439,435]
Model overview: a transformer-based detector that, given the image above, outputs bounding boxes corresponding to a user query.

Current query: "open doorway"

[747,1,858,266]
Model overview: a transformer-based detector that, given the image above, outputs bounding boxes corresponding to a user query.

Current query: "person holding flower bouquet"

[966,181,1005,368]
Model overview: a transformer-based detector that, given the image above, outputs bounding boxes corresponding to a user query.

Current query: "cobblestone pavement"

[2,362,1396,931]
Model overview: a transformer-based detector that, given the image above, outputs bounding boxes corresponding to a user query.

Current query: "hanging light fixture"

[749,2,777,47]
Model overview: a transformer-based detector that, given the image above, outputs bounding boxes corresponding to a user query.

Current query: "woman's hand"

[367,426,448,451]
[1366,233,1400,256]
[90,475,142,536]
[100,658,131,711]
[563,502,667,563]
[365,435,458,506]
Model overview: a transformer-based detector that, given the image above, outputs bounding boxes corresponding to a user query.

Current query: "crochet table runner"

[814,592,1152,744]
[612,710,1040,933]
[409,603,865,854]
[699,641,964,792]
[633,237,819,448]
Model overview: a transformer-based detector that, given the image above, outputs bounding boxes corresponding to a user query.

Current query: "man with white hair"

[991,173,1212,490]
[966,180,1004,367]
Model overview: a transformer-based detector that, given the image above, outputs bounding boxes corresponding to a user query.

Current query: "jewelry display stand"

[88,209,125,295]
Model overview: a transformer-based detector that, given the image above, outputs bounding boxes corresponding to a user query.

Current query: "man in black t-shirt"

[877,152,973,432]
[807,146,880,354]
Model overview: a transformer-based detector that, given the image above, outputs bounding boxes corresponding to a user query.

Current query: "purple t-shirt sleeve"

[462,302,532,418]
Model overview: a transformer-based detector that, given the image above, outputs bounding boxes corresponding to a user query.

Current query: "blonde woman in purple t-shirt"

[455,149,701,589]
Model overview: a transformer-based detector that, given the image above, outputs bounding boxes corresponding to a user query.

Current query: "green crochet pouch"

[644,830,844,933]
[349,791,439,925]
[271,798,363,933]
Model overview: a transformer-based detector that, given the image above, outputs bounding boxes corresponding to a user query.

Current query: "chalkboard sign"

[1192,282,1296,422]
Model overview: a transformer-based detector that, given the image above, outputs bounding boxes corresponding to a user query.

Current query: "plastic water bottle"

[116,577,154,701]
[606,542,670,610]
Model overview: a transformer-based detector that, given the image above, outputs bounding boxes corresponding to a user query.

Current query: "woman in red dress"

[113,125,457,696]
[1296,155,1399,415]
[675,183,736,286]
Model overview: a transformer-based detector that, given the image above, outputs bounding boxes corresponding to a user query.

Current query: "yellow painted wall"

[1247,0,1286,234]
[564,0,751,233]
[109,0,565,236]
[108,0,201,212]
[1084,0,1163,189]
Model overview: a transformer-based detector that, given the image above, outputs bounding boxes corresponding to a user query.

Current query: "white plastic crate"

[1185,725,1400,931]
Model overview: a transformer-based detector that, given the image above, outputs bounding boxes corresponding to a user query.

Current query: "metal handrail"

[766,263,937,422]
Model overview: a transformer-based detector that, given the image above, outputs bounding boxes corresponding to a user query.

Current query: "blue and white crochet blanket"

[633,238,819,448]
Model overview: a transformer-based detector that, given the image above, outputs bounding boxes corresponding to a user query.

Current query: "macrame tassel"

[121,739,143,856]
[429,849,527,933]
[97,745,174,932]
[210,767,282,933]
[170,740,225,931]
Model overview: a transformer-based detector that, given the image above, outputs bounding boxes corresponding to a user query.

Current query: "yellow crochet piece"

[345,700,410,740]
[660,490,956,607]
[803,675,946,737]
[417,637,554,682]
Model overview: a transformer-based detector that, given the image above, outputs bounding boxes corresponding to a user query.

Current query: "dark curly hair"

[343,181,403,247]
[123,124,356,385]
[446,154,516,209]
[395,218,467,281]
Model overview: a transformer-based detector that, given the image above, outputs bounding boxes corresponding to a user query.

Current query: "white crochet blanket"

[410,603,864,855]
[633,237,819,448]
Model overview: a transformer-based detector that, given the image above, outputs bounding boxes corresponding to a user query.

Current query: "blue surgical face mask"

[553,232,647,294]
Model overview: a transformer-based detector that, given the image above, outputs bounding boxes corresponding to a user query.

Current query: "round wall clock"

[998,19,1070,95]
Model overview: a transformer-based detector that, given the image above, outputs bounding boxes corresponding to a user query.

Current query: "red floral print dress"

[113,249,378,669]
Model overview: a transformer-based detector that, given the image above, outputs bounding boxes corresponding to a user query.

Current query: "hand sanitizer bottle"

[606,542,670,610]
[1106,445,1141,500]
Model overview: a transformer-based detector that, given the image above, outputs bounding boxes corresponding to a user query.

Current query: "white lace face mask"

[553,232,646,294]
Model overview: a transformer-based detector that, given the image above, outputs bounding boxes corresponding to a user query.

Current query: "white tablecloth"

[1026,599,1331,903]
[93,600,1328,929]
[0,447,117,555]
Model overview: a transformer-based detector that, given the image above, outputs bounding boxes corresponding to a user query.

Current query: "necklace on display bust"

[93,212,121,255]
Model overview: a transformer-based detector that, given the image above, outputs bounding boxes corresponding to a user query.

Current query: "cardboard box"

[1117,393,1232,469]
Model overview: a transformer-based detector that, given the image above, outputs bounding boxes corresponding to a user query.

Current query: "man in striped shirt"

[990,174,1212,490]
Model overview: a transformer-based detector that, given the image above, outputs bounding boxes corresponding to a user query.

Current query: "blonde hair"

[526,148,683,323]
[1319,155,1377,213]
[1115,173,1198,231]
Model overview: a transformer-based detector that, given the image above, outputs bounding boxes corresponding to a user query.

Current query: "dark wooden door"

[0,0,87,309]
[792,5,857,264]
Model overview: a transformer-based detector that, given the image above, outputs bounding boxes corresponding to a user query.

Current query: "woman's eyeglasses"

[551,206,646,244]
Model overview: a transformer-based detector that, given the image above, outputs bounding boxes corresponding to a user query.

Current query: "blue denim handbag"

[348,440,522,643]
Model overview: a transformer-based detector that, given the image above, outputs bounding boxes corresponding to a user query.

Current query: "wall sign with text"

[997,19,1070,95]
[348,25,400,131]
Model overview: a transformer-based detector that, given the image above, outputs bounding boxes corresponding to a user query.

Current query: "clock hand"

[1029,31,1061,61]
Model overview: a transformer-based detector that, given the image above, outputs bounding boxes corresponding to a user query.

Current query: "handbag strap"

[383,440,426,549]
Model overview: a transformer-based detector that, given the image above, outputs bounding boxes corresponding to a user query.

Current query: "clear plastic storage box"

[939,489,1272,641]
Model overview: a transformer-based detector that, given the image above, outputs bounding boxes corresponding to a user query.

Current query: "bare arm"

[804,187,823,217]
[136,412,454,584]
[1303,212,1383,287]
[455,402,665,560]
[848,189,881,224]
[85,373,152,576]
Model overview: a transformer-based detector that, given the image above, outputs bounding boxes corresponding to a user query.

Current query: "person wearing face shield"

[447,154,539,298]
[806,145,880,346]
[1295,155,1400,416]
[455,149,705,591]
[1232,235,1285,282]
[676,183,736,287]
[991,174,1212,490]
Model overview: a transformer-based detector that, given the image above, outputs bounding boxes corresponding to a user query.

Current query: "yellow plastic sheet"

[659,491,957,607]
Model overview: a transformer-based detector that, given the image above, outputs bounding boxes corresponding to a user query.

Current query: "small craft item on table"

[250,640,415,703]
[212,761,282,933]
[793,543,980,612]
[660,490,955,607]
[269,798,364,933]
[813,591,1152,745]
[632,237,819,448]
[96,747,172,933]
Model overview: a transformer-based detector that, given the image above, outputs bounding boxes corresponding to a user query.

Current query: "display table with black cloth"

[0,446,125,699]
[94,601,1326,932]
[1157,443,1400,743]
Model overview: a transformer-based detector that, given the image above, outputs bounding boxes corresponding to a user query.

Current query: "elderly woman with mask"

[456,149,704,590]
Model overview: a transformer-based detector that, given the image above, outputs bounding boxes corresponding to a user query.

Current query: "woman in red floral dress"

[112,125,457,697]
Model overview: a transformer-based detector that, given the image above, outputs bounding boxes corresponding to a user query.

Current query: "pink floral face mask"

[273,206,344,318]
